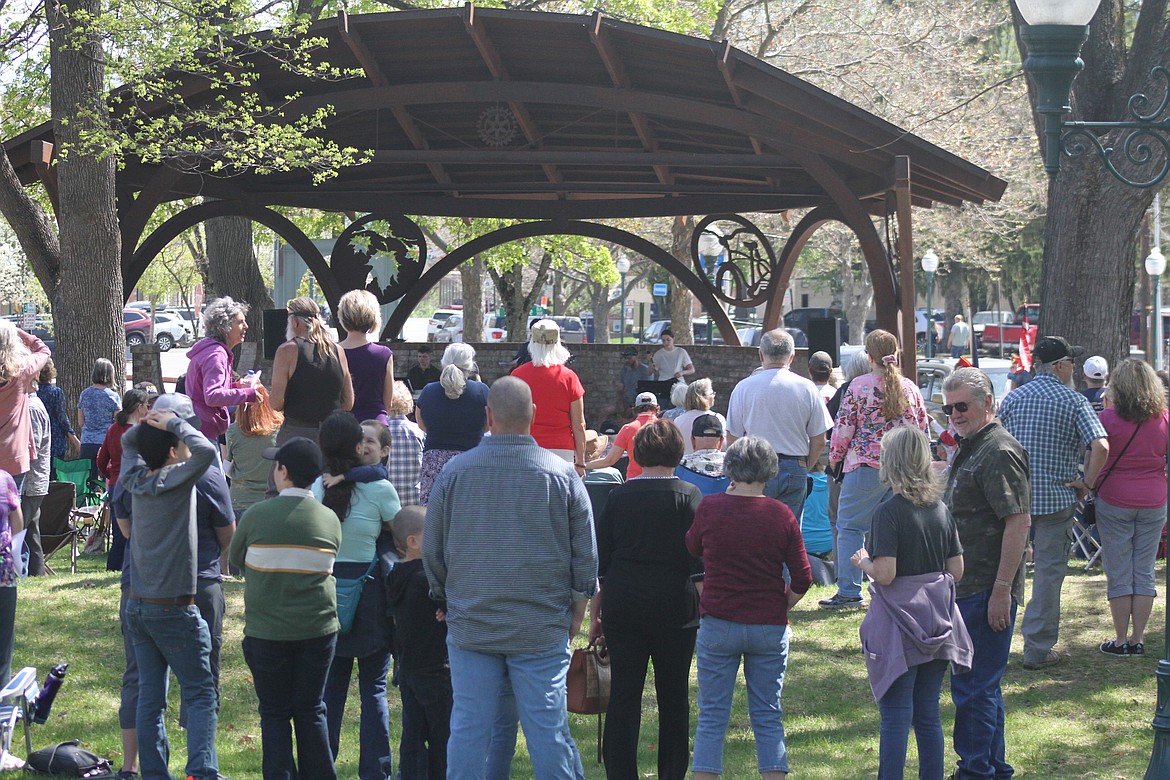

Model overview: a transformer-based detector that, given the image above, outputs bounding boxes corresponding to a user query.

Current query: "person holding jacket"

[852,427,971,780]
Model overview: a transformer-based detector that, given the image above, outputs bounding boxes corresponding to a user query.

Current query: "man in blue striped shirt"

[999,336,1108,670]
[424,376,597,779]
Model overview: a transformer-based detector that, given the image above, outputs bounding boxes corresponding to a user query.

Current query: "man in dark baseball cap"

[676,413,729,495]
[1032,336,1085,366]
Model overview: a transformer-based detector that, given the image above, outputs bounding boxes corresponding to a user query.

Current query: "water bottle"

[30,663,67,724]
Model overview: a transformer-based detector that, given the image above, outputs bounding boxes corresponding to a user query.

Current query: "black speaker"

[262,309,287,360]
[807,317,841,368]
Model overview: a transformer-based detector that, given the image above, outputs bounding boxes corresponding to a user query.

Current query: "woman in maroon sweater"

[685,435,812,780]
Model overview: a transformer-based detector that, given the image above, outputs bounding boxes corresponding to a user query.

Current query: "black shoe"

[1130,642,1146,656]
[115,772,138,780]
[818,593,864,609]
[1100,639,1129,656]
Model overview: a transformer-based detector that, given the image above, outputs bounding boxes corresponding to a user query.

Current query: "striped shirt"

[228,490,343,641]
[386,414,426,506]
[998,372,1107,515]
[423,434,597,655]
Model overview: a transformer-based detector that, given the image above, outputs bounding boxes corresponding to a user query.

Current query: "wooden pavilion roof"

[3,6,1007,220]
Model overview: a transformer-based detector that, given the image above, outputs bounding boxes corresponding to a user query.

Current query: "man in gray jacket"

[120,394,220,780]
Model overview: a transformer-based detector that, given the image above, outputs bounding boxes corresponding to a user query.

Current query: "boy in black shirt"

[386,506,450,780]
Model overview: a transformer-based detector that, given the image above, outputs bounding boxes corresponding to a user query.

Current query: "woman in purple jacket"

[186,297,259,439]
[852,427,969,780]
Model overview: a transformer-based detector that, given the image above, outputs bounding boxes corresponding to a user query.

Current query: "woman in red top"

[511,319,586,475]
[96,387,152,572]
[685,436,812,780]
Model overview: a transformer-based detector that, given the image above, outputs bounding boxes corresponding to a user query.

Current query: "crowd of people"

[0,296,1163,780]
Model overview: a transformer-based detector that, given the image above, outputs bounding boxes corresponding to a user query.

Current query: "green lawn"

[10,555,1164,778]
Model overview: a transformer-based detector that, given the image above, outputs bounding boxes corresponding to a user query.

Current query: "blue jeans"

[243,633,338,780]
[325,648,392,780]
[124,599,218,780]
[952,590,1017,779]
[765,458,809,521]
[398,668,451,780]
[447,638,577,780]
[835,466,891,598]
[878,659,948,780]
[692,617,791,775]
[484,675,586,780]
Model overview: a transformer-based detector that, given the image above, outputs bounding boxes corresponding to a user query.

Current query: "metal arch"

[385,220,740,345]
[127,201,341,311]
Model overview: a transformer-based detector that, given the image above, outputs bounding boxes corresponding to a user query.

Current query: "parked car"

[123,308,182,352]
[735,326,808,348]
[427,308,461,341]
[918,357,1012,432]
[177,308,205,339]
[528,315,587,344]
[153,311,193,349]
[433,314,508,344]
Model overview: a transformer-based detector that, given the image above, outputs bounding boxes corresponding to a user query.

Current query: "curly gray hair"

[723,435,779,485]
[201,297,250,343]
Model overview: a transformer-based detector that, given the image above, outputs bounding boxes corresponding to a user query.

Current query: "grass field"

[9,554,1165,779]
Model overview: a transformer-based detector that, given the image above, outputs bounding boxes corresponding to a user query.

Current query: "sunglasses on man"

[942,402,970,415]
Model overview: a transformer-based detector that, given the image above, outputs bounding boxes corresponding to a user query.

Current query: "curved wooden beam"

[386,220,740,345]
[798,154,898,336]
[763,206,849,331]
[126,201,339,311]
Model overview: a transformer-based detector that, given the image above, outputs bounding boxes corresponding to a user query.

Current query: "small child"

[385,505,450,780]
[321,420,391,487]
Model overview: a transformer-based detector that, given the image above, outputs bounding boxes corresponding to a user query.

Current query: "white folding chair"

[0,666,39,768]
[1071,499,1103,571]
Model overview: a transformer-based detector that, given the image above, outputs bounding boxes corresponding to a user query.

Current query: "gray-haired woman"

[511,319,586,473]
[186,296,260,439]
[671,378,725,455]
[686,436,812,780]
[415,343,488,503]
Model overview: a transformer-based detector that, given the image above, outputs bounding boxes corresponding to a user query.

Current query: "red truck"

[979,304,1039,355]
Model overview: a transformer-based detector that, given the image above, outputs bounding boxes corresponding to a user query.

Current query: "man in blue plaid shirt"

[385,381,425,506]
[998,336,1108,670]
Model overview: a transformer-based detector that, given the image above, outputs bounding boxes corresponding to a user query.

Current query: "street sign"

[653,283,668,296]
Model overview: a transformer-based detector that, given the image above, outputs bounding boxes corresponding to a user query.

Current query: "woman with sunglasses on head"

[822,329,929,610]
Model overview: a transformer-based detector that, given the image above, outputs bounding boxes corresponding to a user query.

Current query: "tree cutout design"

[331,214,427,304]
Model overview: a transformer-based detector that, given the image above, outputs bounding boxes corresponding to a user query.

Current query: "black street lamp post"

[1015,1,1170,775]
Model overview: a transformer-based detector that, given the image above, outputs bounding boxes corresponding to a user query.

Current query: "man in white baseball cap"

[1080,355,1109,413]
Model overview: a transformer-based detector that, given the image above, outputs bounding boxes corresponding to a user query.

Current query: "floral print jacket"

[828,372,929,473]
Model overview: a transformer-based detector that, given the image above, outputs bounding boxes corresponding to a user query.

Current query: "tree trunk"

[1040,164,1148,371]
[205,215,274,352]
[589,281,615,345]
[47,0,123,408]
[670,216,694,344]
[460,255,484,341]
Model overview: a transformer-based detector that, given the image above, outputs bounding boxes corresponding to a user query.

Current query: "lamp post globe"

[1016,0,1102,25]
[615,254,630,343]
[1148,248,1166,371]
[921,249,939,358]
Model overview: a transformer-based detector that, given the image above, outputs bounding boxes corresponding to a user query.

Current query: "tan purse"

[566,639,610,764]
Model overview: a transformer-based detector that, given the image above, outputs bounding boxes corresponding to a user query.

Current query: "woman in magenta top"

[1094,358,1169,657]
[510,319,586,474]
[822,329,928,610]
[685,436,812,780]
[186,296,259,439]
[0,321,51,486]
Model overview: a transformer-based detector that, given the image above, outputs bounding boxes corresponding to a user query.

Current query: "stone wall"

[139,341,814,430]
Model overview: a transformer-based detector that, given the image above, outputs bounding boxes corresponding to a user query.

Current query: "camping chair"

[50,458,103,507]
[36,482,101,575]
[49,458,108,555]
[0,666,39,768]
[1071,497,1103,572]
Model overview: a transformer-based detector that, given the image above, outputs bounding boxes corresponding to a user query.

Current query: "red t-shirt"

[685,492,812,626]
[512,363,585,452]
[614,413,656,479]
[96,421,131,488]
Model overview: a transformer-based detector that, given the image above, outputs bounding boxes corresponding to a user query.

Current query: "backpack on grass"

[24,740,113,777]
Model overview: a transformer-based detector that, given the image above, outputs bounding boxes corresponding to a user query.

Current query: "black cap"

[621,347,638,357]
[691,412,724,438]
[262,437,324,473]
[1034,336,1084,364]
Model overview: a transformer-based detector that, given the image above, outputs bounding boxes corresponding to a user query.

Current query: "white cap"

[1084,355,1108,380]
